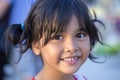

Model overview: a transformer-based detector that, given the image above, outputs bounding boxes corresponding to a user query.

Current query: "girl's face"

[33,15,90,75]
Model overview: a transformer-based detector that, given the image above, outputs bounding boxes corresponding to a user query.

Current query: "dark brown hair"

[5,0,105,62]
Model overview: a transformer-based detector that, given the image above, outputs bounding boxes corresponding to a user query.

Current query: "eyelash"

[54,35,63,40]
[53,31,88,40]
[76,32,87,39]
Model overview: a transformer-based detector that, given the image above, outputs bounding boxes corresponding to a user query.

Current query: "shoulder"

[74,73,87,80]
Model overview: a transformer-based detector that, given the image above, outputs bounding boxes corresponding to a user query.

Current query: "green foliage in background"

[96,42,120,55]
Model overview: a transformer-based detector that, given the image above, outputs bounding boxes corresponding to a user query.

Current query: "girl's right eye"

[54,35,63,40]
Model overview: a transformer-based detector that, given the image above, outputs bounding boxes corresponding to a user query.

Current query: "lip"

[61,56,80,65]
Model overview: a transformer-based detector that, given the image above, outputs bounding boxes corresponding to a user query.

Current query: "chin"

[62,67,79,75]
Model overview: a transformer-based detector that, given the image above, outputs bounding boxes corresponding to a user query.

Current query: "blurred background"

[0,0,120,80]
[76,0,120,80]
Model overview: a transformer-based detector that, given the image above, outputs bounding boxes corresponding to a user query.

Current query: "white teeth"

[63,57,78,61]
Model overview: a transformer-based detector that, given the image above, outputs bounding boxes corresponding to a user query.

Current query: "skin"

[32,15,90,80]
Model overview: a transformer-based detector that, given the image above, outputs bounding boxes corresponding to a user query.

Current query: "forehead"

[66,15,80,32]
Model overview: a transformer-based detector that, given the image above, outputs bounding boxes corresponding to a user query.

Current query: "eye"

[54,35,63,40]
[76,32,88,39]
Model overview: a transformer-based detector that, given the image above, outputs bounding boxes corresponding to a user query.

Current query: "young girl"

[5,0,104,80]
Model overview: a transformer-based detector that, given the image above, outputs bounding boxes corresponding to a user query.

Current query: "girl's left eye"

[76,32,87,39]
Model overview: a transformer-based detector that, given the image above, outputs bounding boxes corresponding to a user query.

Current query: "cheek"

[48,44,63,54]
[41,44,63,59]
[80,41,90,58]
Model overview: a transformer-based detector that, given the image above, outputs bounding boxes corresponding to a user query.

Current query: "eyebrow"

[53,26,86,35]
[76,28,85,32]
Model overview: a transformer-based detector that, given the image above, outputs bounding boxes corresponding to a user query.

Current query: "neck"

[35,67,74,80]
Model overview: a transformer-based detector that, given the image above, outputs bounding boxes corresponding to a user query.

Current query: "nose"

[64,38,79,53]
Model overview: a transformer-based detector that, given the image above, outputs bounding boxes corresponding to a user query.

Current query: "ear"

[32,42,41,55]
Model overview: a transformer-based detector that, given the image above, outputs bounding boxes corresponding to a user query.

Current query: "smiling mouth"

[61,56,80,65]
[61,56,80,61]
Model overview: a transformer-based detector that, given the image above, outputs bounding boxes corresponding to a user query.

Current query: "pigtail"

[5,24,23,46]
[5,23,31,63]
[5,23,31,51]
